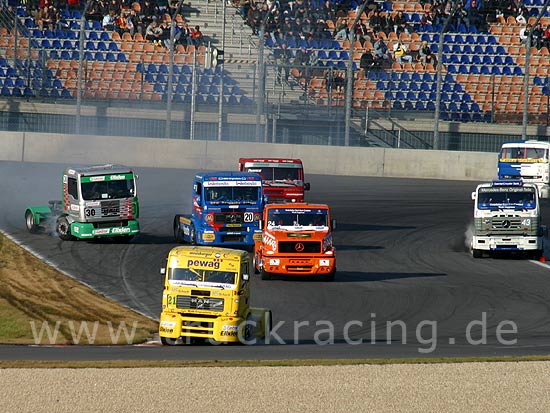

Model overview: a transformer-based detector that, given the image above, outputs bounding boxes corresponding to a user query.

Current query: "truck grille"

[100,200,120,217]
[176,296,224,312]
[278,241,321,253]
[94,220,128,228]
[492,218,523,229]
[215,213,243,224]
[221,234,246,243]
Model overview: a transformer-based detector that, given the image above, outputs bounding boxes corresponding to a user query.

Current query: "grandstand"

[0,0,549,142]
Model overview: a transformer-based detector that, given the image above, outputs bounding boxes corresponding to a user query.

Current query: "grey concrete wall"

[0,132,498,181]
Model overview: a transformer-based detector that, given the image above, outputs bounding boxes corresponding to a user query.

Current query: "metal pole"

[433,1,458,150]
[76,1,92,134]
[255,2,276,142]
[190,50,197,140]
[344,1,368,147]
[165,0,185,139]
[522,0,550,139]
[217,0,226,141]
[13,12,17,69]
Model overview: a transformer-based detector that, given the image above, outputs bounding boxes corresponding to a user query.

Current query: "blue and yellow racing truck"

[173,171,264,248]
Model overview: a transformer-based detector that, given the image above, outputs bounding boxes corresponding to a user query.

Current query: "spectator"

[393,40,413,65]
[532,23,544,49]
[516,8,527,25]
[359,50,378,74]
[418,40,436,66]
[239,0,250,19]
[273,42,291,85]
[543,24,550,50]
[333,18,349,41]
[333,71,346,93]
[145,19,163,45]
[293,46,310,71]
[373,36,389,62]
[102,10,116,31]
[519,23,531,44]
[355,20,371,46]
[501,0,518,19]
[325,68,335,93]
[191,25,204,46]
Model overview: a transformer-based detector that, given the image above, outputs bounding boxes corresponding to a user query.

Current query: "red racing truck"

[238,158,310,203]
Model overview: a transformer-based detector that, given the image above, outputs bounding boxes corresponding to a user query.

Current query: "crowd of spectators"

[15,0,206,49]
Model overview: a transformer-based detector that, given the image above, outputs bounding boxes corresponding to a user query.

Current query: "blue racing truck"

[173,171,264,248]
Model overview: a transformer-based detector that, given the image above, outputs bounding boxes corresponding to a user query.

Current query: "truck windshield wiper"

[210,284,226,289]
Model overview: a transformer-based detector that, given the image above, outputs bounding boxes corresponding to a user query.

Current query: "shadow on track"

[337,223,416,232]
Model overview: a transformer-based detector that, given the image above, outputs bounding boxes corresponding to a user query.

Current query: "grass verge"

[0,232,158,345]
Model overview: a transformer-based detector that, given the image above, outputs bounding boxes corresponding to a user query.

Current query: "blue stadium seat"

[1,86,10,96]
[493,55,504,65]
[404,100,414,110]
[406,91,416,100]
[94,52,104,61]
[415,101,425,110]
[106,52,116,61]
[14,77,25,88]
[100,30,110,40]
[11,86,22,97]
[97,41,107,51]
[502,66,512,75]
[491,66,501,75]
[426,101,435,111]
[393,101,403,110]
[471,55,481,65]
[447,65,457,74]
[117,53,127,62]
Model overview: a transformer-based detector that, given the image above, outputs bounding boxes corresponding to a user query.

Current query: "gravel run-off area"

[2,362,550,412]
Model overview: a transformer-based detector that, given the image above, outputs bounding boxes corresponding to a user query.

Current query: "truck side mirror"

[259,220,263,230]
[332,219,337,230]
[242,274,249,281]
[263,194,269,204]
[471,192,476,201]
[160,268,166,276]
[304,182,311,191]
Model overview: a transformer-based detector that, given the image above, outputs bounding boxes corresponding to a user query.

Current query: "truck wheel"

[260,268,272,280]
[160,337,178,346]
[173,215,184,243]
[243,315,253,343]
[531,249,543,260]
[324,270,335,282]
[112,235,134,243]
[253,255,260,274]
[189,224,197,245]
[56,216,75,241]
[25,210,39,234]
[472,249,482,258]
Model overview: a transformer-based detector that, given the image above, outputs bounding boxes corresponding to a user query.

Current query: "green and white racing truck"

[25,164,140,242]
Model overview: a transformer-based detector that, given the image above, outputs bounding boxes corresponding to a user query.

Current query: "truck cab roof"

[65,164,134,177]
[196,171,262,181]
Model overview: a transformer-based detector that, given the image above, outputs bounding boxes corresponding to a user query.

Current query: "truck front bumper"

[472,235,542,251]
[71,220,140,239]
[261,256,336,276]
[159,312,245,343]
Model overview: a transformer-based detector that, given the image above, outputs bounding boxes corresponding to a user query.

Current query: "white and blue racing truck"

[471,180,544,259]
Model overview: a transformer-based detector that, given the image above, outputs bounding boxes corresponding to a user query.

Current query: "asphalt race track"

[2,160,550,360]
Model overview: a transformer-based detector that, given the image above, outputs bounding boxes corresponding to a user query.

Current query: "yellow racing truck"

[159,246,272,345]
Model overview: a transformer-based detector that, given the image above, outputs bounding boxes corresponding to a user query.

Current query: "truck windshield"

[246,167,301,183]
[81,179,135,200]
[500,147,548,162]
[267,209,328,228]
[205,186,259,204]
[478,188,537,210]
[168,268,236,286]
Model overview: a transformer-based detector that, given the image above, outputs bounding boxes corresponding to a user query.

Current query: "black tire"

[56,216,75,241]
[260,268,272,280]
[160,336,178,346]
[189,224,196,245]
[253,255,260,274]
[25,210,39,234]
[243,315,253,344]
[112,235,134,243]
[173,215,184,243]
[324,270,336,282]
[531,249,543,260]
[472,249,482,258]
